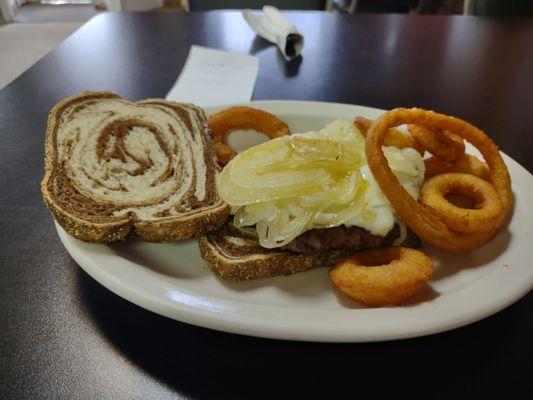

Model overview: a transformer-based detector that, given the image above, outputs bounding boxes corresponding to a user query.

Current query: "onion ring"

[408,125,465,162]
[424,154,491,181]
[329,246,434,307]
[208,106,291,166]
[365,108,512,252]
[354,116,424,154]
[421,173,502,234]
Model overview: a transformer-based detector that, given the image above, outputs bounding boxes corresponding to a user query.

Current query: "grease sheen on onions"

[217,120,425,248]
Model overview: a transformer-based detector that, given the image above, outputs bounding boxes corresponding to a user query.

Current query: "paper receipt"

[166,45,260,107]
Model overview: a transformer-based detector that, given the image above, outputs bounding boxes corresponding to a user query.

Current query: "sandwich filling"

[217,120,424,249]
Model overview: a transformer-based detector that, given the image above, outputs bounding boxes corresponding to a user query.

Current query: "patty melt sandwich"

[200,119,424,280]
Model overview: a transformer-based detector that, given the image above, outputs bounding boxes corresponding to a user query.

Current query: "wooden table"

[1,11,532,399]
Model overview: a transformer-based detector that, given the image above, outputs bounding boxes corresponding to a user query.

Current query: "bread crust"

[135,203,229,242]
[41,91,229,242]
[198,229,348,281]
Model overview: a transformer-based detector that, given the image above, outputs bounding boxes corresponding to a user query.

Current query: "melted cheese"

[217,119,424,248]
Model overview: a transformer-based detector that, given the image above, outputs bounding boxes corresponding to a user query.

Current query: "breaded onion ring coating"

[208,106,291,166]
[329,247,434,307]
[424,154,491,181]
[365,108,512,252]
[408,124,465,162]
[421,173,502,234]
[354,116,424,155]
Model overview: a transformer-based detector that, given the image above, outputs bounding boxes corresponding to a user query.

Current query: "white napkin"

[166,46,259,107]
[242,6,304,61]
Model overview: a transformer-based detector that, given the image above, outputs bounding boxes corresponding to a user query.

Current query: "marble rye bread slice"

[198,223,350,281]
[41,91,229,242]
[199,222,421,281]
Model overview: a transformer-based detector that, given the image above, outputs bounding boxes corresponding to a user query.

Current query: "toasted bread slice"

[198,223,349,281]
[42,92,229,242]
[199,222,422,281]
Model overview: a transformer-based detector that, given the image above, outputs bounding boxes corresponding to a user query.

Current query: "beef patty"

[281,224,420,254]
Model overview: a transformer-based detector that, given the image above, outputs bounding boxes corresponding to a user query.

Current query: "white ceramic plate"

[56,101,533,342]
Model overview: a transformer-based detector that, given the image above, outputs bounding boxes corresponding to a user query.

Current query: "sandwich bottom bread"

[199,221,420,281]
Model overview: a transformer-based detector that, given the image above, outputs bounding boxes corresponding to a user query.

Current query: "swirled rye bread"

[198,223,350,281]
[199,222,421,281]
[41,92,229,242]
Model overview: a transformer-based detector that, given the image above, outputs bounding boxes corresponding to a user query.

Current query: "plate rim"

[56,100,533,342]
